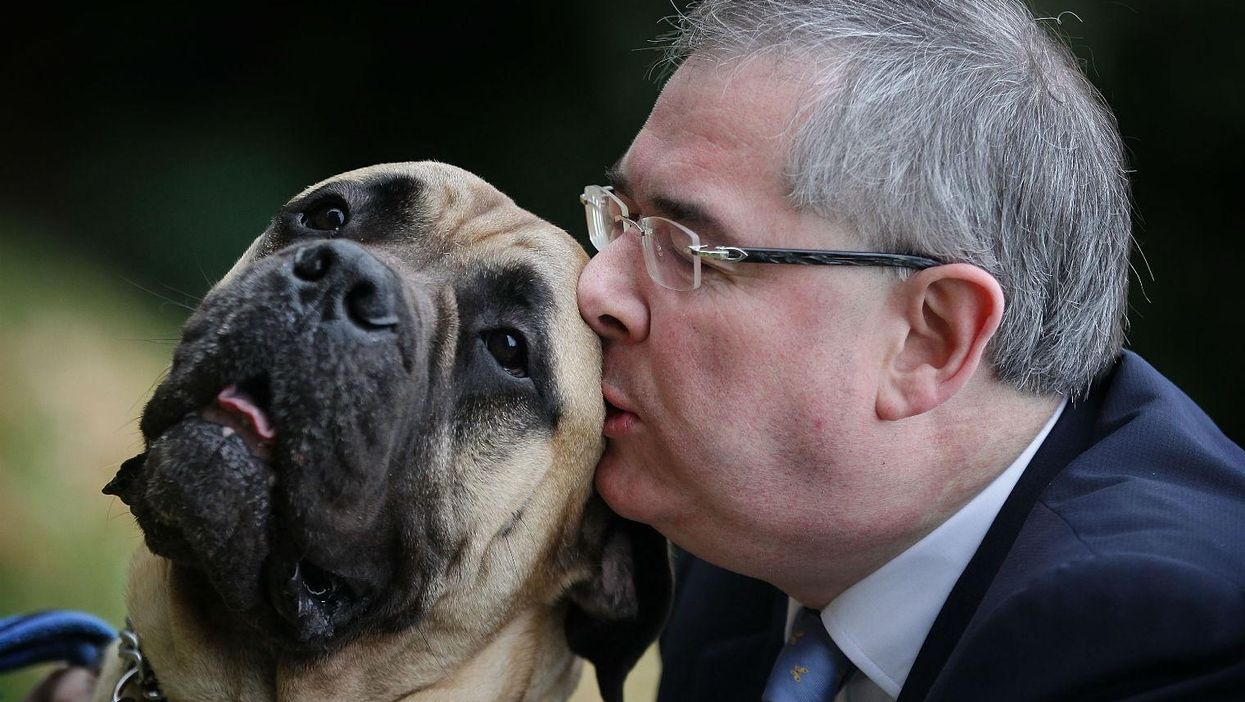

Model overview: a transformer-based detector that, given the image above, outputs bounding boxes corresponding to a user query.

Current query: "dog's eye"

[482,329,528,378]
[302,202,349,232]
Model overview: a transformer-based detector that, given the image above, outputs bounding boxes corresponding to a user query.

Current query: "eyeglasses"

[580,184,941,291]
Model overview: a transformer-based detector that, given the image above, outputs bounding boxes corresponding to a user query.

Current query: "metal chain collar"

[111,618,167,702]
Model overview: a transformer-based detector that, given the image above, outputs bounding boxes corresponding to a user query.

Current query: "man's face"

[577,58,910,578]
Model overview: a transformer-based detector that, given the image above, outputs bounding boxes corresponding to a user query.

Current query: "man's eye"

[482,329,529,378]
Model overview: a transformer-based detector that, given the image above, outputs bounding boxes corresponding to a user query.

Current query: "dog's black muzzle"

[105,239,432,652]
[290,239,402,335]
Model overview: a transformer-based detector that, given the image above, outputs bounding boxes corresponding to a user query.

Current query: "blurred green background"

[1,2,1242,699]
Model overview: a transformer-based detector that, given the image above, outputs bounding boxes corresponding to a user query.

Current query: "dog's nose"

[290,240,400,331]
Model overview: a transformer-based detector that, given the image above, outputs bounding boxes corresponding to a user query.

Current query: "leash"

[0,611,166,702]
[0,610,115,672]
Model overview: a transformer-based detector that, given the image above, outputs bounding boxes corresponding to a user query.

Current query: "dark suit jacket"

[656,352,1245,701]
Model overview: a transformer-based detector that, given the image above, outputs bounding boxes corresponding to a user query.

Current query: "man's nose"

[577,236,650,344]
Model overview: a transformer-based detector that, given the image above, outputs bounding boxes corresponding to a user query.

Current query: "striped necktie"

[761,607,853,702]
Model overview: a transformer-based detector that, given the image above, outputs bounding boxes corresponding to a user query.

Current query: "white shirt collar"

[795,398,1066,699]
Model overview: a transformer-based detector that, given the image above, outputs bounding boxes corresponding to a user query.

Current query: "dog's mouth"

[262,555,367,642]
[105,241,428,652]
[196,377,366,640]
[113,371,379,649]
[108,366,384,650]
[110,355,393,652]
[199,377,277,463]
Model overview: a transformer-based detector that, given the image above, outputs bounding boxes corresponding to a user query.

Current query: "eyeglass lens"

[582,186,702,291]
[583,187,625,251]
[642,218,699,291]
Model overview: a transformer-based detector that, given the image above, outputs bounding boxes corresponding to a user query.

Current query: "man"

[576,1,1245,700]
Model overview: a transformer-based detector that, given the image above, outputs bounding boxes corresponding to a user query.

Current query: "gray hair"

[662,0,1132,399]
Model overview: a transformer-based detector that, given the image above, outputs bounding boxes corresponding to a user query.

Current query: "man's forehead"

[613,57,806,235]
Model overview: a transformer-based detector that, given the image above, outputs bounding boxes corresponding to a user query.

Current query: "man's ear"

[876,263,1004,420]
[564,495,673,702]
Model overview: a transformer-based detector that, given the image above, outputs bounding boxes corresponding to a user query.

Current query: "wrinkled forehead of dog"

[223,161,588,288]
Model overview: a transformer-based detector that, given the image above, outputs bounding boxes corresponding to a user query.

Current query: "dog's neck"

[279,605,582,702]
[100,548,584,702]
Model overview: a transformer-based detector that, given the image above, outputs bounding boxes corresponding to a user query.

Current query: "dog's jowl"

[98,162,671,702]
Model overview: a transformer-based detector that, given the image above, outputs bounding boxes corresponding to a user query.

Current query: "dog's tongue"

[198,385,277,462]
[216,385,277,441]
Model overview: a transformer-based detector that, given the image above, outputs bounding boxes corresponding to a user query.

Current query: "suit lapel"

[657,552,788,701]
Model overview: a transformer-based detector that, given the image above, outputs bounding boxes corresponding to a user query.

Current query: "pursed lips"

[602,383,639,438]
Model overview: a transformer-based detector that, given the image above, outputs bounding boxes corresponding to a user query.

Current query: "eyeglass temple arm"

[689,245,941,270]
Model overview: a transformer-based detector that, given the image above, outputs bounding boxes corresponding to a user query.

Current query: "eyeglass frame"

[580,184,942,291]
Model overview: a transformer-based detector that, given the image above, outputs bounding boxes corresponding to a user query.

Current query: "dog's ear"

[564,495,673,702]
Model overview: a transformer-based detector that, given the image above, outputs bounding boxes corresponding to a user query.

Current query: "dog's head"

[104,161,669,699]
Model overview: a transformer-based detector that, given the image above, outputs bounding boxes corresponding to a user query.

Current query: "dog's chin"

[259,549,372,650]
[106,402,375,653]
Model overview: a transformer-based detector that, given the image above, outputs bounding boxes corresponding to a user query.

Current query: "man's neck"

[784,388,1064,608]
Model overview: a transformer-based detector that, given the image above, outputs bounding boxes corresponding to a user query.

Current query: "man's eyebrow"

[650,194,719,229]
[604,164,628,193]
[650,193,735,246]
[603,163,734,243]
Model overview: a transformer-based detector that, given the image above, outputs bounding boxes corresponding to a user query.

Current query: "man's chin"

[592,446,661,525]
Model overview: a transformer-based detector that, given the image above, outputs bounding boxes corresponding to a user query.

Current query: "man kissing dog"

[88,161,670,702]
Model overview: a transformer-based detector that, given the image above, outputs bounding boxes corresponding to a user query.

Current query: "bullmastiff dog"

[91,161,671,702]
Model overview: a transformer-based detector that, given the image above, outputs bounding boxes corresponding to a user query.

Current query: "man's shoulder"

[934,553,1245,701]
[1086,350,1243,467]
[1030,350,1245,580]
[983,350,1245,614]
[986,553,1245,631]
[910,352,1245,701]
